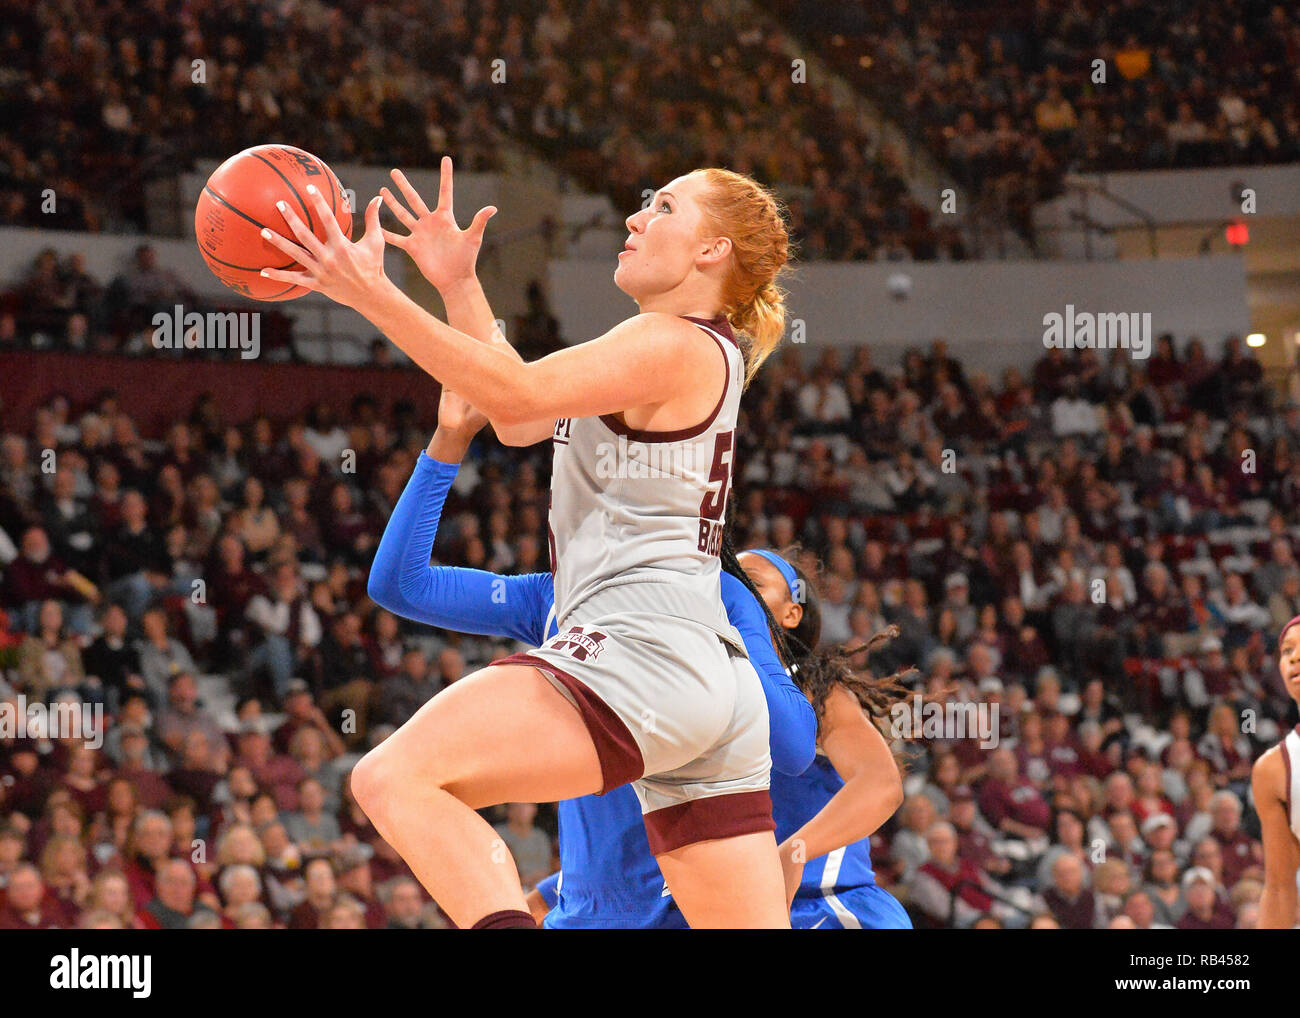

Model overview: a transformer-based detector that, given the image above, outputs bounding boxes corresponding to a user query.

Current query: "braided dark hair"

[720,535,916,734]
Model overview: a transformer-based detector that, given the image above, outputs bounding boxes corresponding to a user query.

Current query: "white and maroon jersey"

[1279,725,1300,841]
[546,313,744,649]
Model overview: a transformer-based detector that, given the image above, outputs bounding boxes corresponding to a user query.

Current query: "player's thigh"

[655,830,789,929]
[362,663,603,808]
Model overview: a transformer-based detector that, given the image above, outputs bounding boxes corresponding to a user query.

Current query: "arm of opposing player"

[367,452,554,645]
[1252,750,1300,929]
[780,686,904,864]
[721,572,817,776]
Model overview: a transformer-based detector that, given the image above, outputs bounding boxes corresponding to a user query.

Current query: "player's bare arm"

[259,191,722,430]
[1253,745,1300,928]
[777,685,904,904]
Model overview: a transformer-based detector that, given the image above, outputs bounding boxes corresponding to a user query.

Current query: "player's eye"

[659,201,671,213]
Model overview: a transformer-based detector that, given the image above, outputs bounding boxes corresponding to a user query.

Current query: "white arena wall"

[548,254,1251,374]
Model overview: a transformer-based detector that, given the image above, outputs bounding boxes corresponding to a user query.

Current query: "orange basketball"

[195,144,352,301]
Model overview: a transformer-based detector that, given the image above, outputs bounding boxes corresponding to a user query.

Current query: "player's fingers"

[380,187,418,230]
[272,200,326,260]
[260,225,319,271]
[392,168,431,218]
[435,156,453,214]
[304,184,348,244]
[470,206,498,239]
[363,195,383,241]
[259,266,317,290]
[380,228,409,249]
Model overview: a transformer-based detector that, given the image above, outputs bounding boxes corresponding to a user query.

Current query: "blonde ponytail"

[730,280,788,384]
[692,168,793,387]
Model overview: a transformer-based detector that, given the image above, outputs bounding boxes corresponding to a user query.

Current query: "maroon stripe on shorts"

[494,652,643,794]
[642,789,776,856]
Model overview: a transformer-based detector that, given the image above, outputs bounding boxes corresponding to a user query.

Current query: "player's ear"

[782,600,803,631]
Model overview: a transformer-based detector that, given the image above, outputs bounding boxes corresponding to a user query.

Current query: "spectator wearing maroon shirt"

[1,741,56,821]
[1015,712,1053,788]
[288,856,339,930]
[59,744,104,819]
[38,833,89,927]
[166,730,223,815]
[0,863,64,928]
[205,533,265,648]
[234,727,305,813]
[1130,761,1175,825]
[137,858,207,930]
[910,822,999,929]
[121,810,174,910]
[111,728,173,809]
[0,823,26,894]
[1197,703,1254,791]
[1176,868,1235,929]
[271,680,345,759]
[1207,791,1259,888]
[979,748,1051,840]
[997,596,1050,685]
[1043,852,1095,929]
[1,526,94,635]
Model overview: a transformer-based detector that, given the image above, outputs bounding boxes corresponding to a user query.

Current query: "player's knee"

[350,742,408,819]
[350,734,460,820]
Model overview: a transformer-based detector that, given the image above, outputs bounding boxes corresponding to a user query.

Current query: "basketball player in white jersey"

[261,158,793,928]
[1254,615,1300,928]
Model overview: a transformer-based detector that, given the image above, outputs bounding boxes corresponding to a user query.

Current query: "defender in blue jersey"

[370,398,909,928]
[737,549,912,929]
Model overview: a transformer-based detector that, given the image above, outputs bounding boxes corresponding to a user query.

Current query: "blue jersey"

[771,756,878,898]
[369,453,817,929]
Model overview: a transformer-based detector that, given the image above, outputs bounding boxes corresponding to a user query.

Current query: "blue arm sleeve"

[721,571,818,776]
[367,453,554,646]
[535,872,559,907]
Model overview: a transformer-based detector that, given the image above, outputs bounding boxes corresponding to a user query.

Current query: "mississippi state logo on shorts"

[549,625,608,662]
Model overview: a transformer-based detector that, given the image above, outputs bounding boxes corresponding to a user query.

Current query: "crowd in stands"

[766,0,1300,245]
[1,301,1296,928]
[0,245,560,364]
[0,0,947,261]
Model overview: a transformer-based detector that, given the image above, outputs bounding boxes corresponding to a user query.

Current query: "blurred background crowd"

[0,301,1293,928]
[8,0,1295,258]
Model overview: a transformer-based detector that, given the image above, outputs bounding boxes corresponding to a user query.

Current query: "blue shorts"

[790,884,912,930]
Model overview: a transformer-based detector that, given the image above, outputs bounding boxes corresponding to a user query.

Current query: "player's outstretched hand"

[380,156,497,293]
[260,188,388,310]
